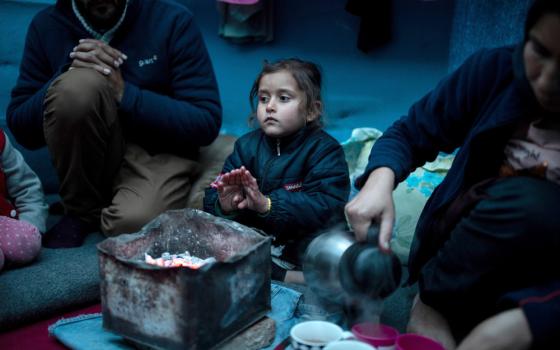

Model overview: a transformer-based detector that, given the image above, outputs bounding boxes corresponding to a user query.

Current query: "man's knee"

[101,202,159,237]
[44,68,113,127]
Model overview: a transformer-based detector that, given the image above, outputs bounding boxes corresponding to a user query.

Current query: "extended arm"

[7,22,68,150]
[347,49,513,248]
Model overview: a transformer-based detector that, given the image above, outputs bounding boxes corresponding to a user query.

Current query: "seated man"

[7,0,224,247]
[346,0,560,349]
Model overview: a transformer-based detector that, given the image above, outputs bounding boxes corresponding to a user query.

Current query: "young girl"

[204,58,350,283]
[0,129,48,271]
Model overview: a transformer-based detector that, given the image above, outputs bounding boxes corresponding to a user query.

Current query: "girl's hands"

[216,169,245,213]
[238,167,269,214]
[216,166,268,214]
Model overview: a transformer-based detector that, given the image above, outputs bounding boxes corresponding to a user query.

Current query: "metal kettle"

[303,225,402,304]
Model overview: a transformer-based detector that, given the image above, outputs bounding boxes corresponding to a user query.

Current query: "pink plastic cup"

[396,334,445,350]
[351,323,400,350]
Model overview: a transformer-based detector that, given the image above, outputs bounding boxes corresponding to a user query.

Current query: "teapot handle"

[365,224,380,245]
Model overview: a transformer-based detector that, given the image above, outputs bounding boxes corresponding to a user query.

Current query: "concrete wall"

[185,0,454,140]
[449,0,531,71]
[1,0,529,193]
[0,0,454,142]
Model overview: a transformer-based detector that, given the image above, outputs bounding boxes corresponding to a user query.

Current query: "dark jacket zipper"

[260,139,281,189]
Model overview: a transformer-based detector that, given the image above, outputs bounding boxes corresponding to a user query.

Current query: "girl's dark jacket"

[204,127,350,266]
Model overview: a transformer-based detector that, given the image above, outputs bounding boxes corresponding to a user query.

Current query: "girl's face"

[524,13,560,113]
[256,71,315,138]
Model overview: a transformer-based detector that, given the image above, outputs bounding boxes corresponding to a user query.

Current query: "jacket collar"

[263,126,316,155]
[70,0,130,43]
[54,0,140,43]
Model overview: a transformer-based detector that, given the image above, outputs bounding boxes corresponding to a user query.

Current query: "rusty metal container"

[97,209,272,350]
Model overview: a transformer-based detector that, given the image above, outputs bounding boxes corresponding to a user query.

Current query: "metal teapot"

[303,225,402,304]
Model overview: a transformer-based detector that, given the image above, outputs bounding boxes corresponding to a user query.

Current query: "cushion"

[0,231,104,330]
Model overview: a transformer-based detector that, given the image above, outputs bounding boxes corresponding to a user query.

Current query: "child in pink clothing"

[0,130,47,271]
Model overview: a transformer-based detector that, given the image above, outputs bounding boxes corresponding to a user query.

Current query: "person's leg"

[408,294,457,350]
[101,144,200,236]
[0,217,41,266]
[43,68,125,247]
[418,176,560,340]
[489,281,560,349]
[457,308,532,350]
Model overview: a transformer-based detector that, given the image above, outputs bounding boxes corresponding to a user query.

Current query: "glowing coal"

[144,251,216,268]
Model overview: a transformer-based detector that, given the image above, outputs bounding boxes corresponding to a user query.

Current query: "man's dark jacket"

[7,0,221,158]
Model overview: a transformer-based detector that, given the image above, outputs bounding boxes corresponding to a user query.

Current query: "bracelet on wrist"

[259,196,272,217]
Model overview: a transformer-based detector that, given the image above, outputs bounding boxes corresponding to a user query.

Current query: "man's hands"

[69,39,127,102]
[216,166,269,214]
[344,167,396,252]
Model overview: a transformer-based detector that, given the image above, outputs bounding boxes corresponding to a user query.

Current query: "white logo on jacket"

[283,181,303,192]
[138,55,158,67]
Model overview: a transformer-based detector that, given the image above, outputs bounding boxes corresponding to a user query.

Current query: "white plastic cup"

[290,320,353,350]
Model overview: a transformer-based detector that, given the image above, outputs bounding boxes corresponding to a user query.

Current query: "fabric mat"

[0,232,105,330]
[0,303,101,350]
[49,283,303,350]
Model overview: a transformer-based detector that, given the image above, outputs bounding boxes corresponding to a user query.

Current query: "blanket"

[0,232,104,330]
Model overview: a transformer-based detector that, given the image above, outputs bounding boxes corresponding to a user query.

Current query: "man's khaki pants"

[43,68,234,236]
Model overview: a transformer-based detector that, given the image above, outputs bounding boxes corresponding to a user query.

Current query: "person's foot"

[48,201,65,215]
[407,294,457,350]
[42,215,98,248]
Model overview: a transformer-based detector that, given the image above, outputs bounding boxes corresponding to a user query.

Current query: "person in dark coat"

[7,0,223,247]
[345,0,560,349]
[204,58,350,283]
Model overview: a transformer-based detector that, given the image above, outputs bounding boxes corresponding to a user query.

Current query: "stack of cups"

[289,320,445,350]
